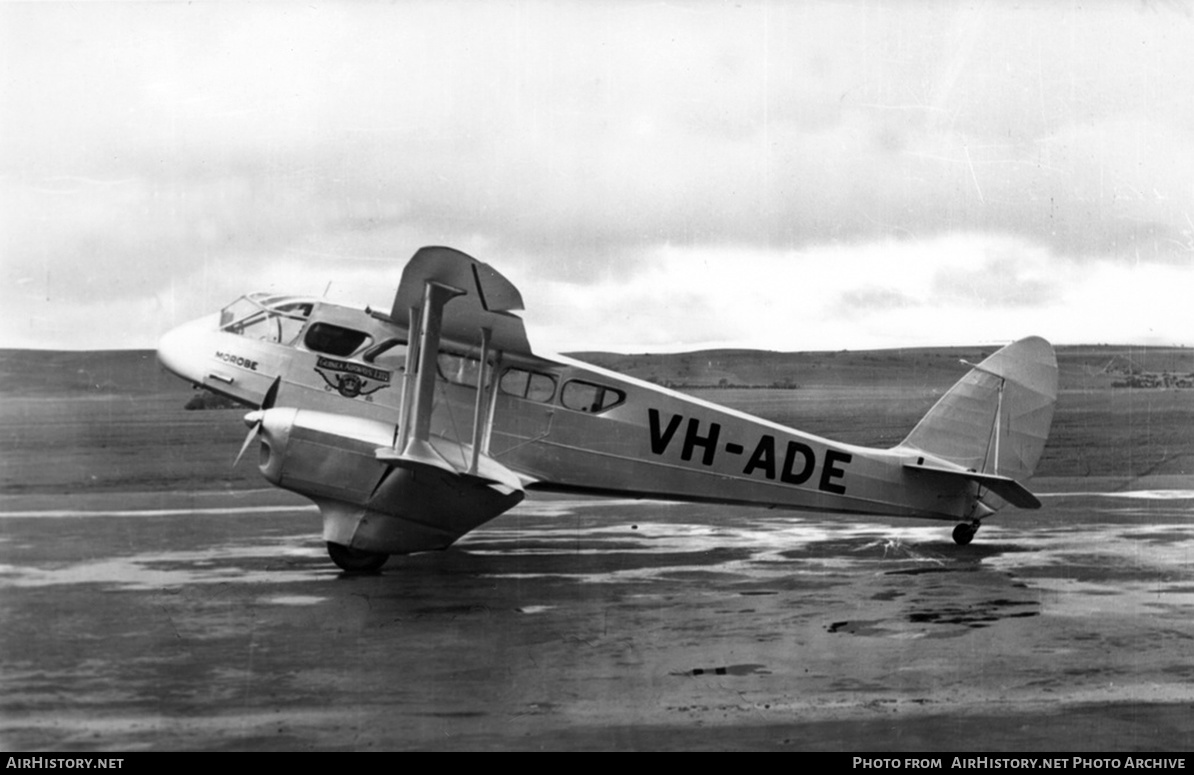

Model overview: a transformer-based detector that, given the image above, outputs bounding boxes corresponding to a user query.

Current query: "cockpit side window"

[304,322,372,357]
[220,296,313,345]
[220,298,257,330]
[274,303,313,345]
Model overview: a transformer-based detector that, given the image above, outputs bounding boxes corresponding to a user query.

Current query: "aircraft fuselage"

[160,299,974,527]
[157,247,1055,565]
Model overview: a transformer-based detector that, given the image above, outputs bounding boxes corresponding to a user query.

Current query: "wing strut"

[376,271,525,494]
[395,302,421,453]
[468,326,493,476]
[398,280,464,469]
[376,247,532,495]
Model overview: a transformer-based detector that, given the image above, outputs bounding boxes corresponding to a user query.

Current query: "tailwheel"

[952,522,978,546]
[326,542,389,572]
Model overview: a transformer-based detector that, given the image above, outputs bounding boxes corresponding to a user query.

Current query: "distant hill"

[569,344,1194,393]
[571,347,980,390]
[1,344,1191,399]
[0,349,185,398]
[1,344,1190,491]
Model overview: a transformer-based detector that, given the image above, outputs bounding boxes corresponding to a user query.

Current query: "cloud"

[514,234,1191,354]
[833,288,920,319]
[2,2,1192,350]
[930,243,1059,309]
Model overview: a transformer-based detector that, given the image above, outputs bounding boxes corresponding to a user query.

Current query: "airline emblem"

[314,357,391,399]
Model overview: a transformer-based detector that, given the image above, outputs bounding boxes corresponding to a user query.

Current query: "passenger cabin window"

[304,323,372,357]
[500,368,557,403]
[438,352,483,387]
[364,339,408,371]
[561,380,625,413]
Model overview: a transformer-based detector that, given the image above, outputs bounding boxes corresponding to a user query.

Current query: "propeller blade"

[233,378,279,468]
[233,410,265,468]
[261,376,280,410]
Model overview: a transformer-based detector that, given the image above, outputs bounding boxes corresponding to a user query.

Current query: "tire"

[326,542,388,572]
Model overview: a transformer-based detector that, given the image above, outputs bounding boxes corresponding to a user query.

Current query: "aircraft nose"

[157,314,220,384]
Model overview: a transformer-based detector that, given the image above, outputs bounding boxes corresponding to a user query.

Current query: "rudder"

[898,337,1058,482]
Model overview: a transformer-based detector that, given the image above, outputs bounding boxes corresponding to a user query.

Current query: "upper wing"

[389,246,532,354]
[380,246,537,495]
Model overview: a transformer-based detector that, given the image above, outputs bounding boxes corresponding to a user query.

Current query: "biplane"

[157,247,1058,571]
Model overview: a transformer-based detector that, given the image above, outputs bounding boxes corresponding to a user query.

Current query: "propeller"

[233,377,280,468]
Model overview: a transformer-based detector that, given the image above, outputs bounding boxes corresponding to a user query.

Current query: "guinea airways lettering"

[647,409,852,495]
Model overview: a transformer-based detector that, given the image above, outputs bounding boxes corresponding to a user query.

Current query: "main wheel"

[952,523,977,546]
[326,542,388,572]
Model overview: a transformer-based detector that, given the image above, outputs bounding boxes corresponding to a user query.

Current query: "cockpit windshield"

[219,293,316,345]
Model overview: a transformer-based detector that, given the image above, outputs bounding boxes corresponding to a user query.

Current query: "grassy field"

[1,345,1191,496]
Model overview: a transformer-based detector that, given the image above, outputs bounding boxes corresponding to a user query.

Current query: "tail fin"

[898,337,1058,482]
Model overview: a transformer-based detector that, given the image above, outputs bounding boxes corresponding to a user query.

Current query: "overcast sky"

[3,1,1192,353]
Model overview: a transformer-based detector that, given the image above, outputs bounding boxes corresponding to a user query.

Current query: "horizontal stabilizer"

[903,460,1041,509]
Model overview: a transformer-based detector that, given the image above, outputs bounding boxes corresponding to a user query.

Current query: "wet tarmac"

[2,481,1193,751]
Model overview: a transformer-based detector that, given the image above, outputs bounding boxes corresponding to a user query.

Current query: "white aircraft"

[157,247,1058,571]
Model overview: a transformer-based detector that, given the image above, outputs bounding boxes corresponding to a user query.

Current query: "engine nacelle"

[253,408,523,555]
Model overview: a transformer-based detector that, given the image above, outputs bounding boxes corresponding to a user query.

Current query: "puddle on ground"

[3,492,1192,634]
[259,595,328,606]
[0,537,327,590]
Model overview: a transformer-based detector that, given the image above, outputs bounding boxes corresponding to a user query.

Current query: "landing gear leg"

[952,522,979,546]
[326,542,389,572]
